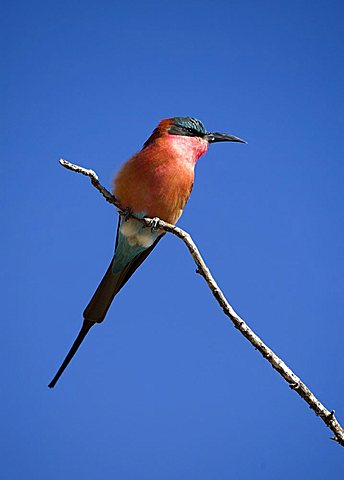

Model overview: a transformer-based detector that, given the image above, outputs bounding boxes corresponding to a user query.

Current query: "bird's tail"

[48,319,94,388]
[48,256,126,389]
[48,233,165,388]
[83,257,130,323]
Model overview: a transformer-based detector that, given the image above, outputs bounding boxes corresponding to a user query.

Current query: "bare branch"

[59,158,344,447]
[59,159,124,211]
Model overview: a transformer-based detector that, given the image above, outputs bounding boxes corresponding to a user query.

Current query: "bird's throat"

[164,134,209,166]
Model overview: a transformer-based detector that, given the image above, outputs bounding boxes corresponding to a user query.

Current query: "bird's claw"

[148,217,160,232]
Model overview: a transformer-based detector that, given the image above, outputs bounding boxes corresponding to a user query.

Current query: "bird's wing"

[83,217,165,323]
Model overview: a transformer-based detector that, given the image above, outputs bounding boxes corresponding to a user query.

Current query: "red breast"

[114,133,208,224]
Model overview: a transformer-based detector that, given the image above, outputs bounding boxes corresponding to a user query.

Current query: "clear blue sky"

[2,0,344,478]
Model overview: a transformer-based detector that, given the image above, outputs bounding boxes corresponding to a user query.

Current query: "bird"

[48,116,246,388]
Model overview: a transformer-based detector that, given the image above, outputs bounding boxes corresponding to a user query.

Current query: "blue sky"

[2,0,344,478]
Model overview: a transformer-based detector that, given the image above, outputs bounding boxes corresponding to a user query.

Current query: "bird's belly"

[120,215,158,248]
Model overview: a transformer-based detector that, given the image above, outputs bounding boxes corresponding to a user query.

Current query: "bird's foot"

[120,207,133,222]
[147,217,161,232]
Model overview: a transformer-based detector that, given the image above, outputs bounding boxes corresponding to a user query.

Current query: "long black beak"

[205,132,247,144]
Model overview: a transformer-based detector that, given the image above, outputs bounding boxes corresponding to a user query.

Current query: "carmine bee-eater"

[48,117,246,388]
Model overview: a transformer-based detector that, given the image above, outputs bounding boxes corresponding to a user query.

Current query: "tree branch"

[59,158,344,447]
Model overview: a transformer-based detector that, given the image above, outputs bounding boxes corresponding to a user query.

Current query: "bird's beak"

[205,132,247,144]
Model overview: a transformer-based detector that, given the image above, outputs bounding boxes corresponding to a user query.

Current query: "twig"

[59,159,124,211]
[59,158,344,447]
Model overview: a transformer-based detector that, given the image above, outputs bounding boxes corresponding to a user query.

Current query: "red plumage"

[114,118,209,223]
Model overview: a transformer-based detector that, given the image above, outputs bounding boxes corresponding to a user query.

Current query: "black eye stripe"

[185,126,204,136]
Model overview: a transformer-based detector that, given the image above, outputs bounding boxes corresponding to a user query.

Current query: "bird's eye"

[185,127,200,136]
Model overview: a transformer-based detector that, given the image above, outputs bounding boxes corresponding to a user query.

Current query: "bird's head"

[143,117,246,159]
[168,117,246,144]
